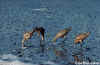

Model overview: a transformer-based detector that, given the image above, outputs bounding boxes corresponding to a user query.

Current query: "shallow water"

[0,0,100,65]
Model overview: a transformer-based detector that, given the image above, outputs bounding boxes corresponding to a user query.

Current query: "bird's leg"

[79,40,83,48]
[41,35,44,40]
[40,40,45,53]
[79,40,82,44]
[38,31,44,41]
[22,39,25,48]
[79,40,84,63]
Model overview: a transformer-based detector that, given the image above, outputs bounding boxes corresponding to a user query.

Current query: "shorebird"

[74,32,90,44]
[52,27,72,42]
[33,27,45,41]
[21,27,45,49]
[22,30,34,48]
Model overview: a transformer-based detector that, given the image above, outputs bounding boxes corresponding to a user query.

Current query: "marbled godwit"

[74,32,90,44]
[52,27,72,42]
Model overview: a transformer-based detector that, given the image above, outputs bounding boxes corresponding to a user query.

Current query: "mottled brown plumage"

[52,27,72,42]
[74,32,90,44]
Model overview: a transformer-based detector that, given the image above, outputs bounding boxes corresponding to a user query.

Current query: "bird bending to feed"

[21,27,45,49]
[22,30,34,48]
[74,32,90,44]
[52,27,72,42]
[33,27,45,40]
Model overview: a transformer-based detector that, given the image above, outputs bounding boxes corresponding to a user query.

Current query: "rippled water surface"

[0,0,100,65]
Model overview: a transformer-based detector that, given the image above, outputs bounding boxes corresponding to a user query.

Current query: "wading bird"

[74,32,90,44]
[21,27,45,49]
[52,27,72,42]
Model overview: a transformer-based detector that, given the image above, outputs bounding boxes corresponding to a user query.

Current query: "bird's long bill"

[40,31,45,40]
[41,35,44,40]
